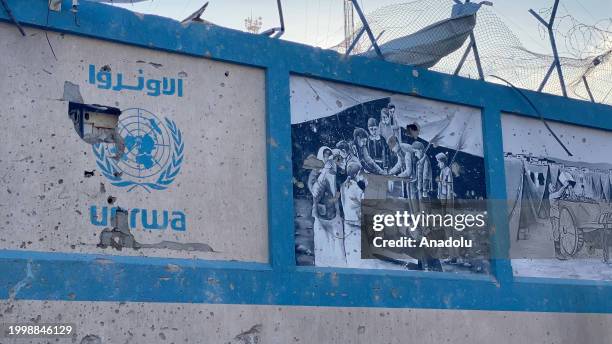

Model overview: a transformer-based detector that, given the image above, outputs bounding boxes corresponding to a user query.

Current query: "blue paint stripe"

[1,256,611,312]
[0,249,271,270]
[481,107,513,283]
[266,66,295,269]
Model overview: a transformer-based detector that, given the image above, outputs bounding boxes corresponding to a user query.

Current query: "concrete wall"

[2,300,611,344]
[0,23,268,262]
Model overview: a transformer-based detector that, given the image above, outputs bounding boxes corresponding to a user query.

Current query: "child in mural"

[548,171,576,260]
[334,140,360,187]
[308,146,346,266]
[436,152,454,207]
[340,162,367,266]
[353,128,385,175]
[436,152,460,263]
[367,118,392,172]
[335,140,360,168]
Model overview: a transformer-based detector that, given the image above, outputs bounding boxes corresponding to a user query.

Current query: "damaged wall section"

[0,21,268,263]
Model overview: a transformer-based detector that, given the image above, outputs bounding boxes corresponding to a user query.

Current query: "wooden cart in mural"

[558,199,612,262]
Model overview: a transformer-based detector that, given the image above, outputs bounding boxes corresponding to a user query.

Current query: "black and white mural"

[502,113,612,281]
[290,76,488,273]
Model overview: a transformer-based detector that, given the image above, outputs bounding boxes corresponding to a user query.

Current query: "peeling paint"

[269,137,279,148]
[164,264,181,273]
[97,208,214,252]
[8,260,33,300]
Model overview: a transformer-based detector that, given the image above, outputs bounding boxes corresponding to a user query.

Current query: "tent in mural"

[505,158,540,241]
[290,76,484,157]
[569,169,587,197]
[566,169,612,201]
[524,163,550,219]
[583,172,596,199]
[603,172,612,201]
[549,163,561,187]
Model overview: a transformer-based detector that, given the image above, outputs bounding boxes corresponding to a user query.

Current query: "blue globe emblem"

[93,108,184,192]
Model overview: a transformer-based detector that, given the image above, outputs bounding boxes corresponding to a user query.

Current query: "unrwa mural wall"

[0,3,612,342]
[291,76,489,273]
[502,113,612,280]
[0,22,268,262]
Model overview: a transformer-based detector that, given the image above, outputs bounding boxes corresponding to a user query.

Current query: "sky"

[112,0,612,57]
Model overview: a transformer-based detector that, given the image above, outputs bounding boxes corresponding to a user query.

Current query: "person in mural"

[411,141,443,271]
[386,103,401,140]
[387,136,420,213]
[307,147,334,200]
[436,152,461,263]
[335,140,365,189]
[413,142,433,200]
[405,122,421,145]
[548,171,577,260]
[436,152,454,207]
[333,140,359,189]
[404,121,435,175]
[341,162,367,266]
[367,118,391,171]
[379,107,401,143]
[308,146,346,266]
[336,140,360,167]
[353,128,385,175]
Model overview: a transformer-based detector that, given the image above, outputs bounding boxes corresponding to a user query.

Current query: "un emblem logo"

[93,108,184,192]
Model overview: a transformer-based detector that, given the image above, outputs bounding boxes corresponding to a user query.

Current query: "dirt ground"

[511,219,612,280]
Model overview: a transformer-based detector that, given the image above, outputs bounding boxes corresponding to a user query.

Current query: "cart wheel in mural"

[559,207,584,257]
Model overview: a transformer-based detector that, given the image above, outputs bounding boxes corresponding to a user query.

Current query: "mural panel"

[502,113,612,280]
[291,76,488,273]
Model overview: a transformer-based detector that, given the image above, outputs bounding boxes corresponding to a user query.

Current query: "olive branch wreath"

[93,118,183,192]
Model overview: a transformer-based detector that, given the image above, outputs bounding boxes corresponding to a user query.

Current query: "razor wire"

[331,0,612,105]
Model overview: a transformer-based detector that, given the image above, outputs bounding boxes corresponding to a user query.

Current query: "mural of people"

[291,76,487,273]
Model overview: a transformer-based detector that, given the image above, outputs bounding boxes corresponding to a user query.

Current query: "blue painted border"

[1,0,612,313]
